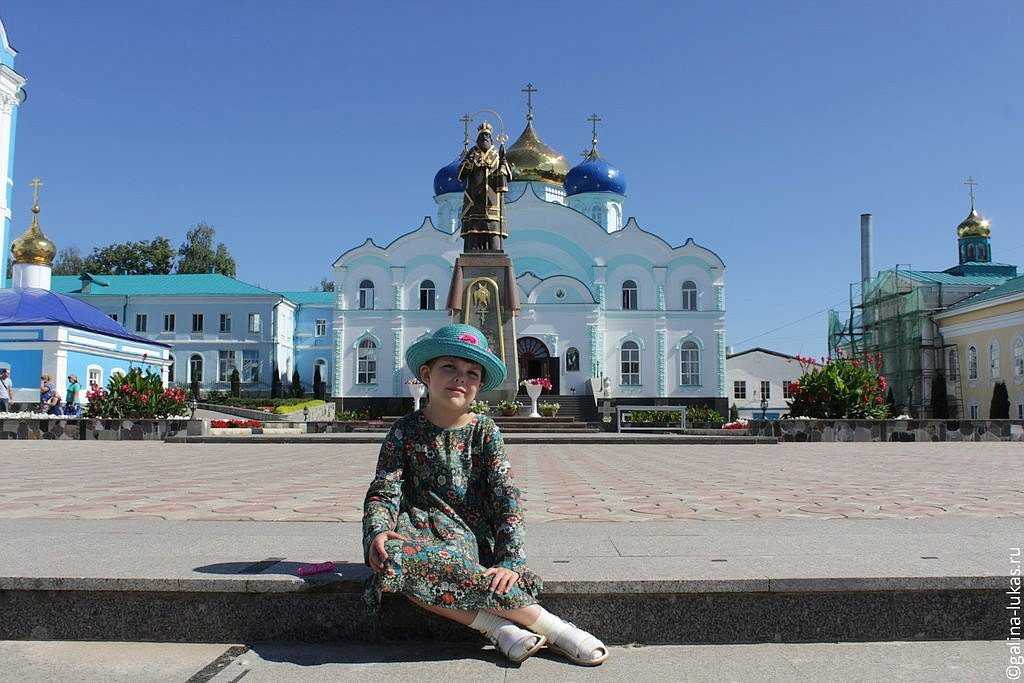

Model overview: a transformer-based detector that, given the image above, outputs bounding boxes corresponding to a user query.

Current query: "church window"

[621,280,638,310]
[680,341,700,385]
[734,380,746,399]
[681,281,698,311]
[760,380,771,399]
[419,280,436,310]
[1014,337,1024,378]
[969,403,979,419]
[989,340,1000,379]
[163,314,175,332]
[219,313,232,333]
[968,346,978,380]
[87,366,103,388]
[314,358,328,385]
[620,341,640,385]
[249,313,261,333]
[609,203,622,231]
[218,350,237,382]
[358,280,375,309]
[241,350,260,383]
[192,313,204,333]
[565,347,580,372]
[357,338,378,384]
[783,381,795,399]
[315,319,327,337]
[167,355,175,383]
[189,354,203,383]
[135,314,147,332]
[966,244,976,261]
[947,349,959,380]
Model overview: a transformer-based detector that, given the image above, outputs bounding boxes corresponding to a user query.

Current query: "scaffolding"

[828,265,971,418]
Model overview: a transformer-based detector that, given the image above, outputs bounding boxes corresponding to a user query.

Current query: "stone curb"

[164,434,778,445]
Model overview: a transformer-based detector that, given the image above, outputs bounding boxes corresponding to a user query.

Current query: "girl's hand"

[369,531,410,572]
[483,566,520,595]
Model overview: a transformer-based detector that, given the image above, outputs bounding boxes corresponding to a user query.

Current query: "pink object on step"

[297,561,336,577]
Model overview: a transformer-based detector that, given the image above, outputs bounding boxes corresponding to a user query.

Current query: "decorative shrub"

[271,363,282,399]
[786,352,890,419]
[272,399,326,415]
[991,381,1010,419]
[211,419,262,429]
[538,401,560,417]
[729,403,739,421]
[621,405,724,426]
[336,408,370,421]
[930,372,949,419]
[469,400,490,414]
[497,399,521,416]
[85,367,189,419]
[290,369,303,398]
[687,404,725,425]
[229,368,241,398]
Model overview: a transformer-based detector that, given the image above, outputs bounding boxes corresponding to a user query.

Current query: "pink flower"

[458,332,479,345]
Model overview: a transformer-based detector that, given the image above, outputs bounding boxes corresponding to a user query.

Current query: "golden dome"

[10,202,56,267]
[956,207,991,238]
[505,120,569,184]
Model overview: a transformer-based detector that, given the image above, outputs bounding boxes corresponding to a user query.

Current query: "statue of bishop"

[458,122,512,251]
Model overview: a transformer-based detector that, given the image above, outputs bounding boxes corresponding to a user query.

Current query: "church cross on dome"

[30,176,43,207]
[521,82,537,121]
[460,113,473,152]
[963,175,978,209]
[586,113,602,157]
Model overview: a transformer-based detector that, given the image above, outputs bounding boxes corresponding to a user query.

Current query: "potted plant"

[405,377,426,411]
[520,377,553,418]
[497,399,521,417]
[538,401,560,417]
[469,400,490,414]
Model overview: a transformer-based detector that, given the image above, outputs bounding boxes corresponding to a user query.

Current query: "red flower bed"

[211,419,262,429]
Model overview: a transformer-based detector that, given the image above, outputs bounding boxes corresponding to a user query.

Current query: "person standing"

[0,368,13,413]
[64,374,81,416]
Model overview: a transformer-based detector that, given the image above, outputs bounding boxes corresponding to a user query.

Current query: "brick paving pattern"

[0,441,1020,522]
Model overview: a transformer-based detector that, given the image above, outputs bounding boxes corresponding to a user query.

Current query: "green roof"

[943,275,1024,312]
[49,274,284,298]
[900,269,1011,286]
[280,291,335,305]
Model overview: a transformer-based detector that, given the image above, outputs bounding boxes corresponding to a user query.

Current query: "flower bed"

[749,418,1024,442]
[211,419,262,429]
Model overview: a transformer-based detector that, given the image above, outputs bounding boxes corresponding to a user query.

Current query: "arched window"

[608,203,622,231]
[621,280,638,310]
[680,341,700,385]
[189,354,204,383]
[947,349,958,380]
[167,354,175,383]
[966,244,976,262]
[968,346,978,380]
[1014,337,1024,378]
[87,365,103,389]
[357,338,377,384]
[681,281,698,311]
[620,341,640,385]
[358,280,374,309]
[565,347,580,372]
[989,340,1000,379]
[313,358,328,385]
[419,280,436,310]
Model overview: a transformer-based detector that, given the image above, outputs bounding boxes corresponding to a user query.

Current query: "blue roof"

[48,273,284,297]
[944,275,1024,312]
[565,151,626,196]
[281,291,335,305]
[0,287,169,346]
[433,156,464,196]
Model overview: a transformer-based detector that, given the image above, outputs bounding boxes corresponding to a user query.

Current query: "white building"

[331,113,728,413]
[726,347,806,420]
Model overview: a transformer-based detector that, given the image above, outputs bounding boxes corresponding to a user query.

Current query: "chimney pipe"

[860,213,874,286]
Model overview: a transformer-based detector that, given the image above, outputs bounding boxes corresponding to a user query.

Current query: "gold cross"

[30,177,43,205]
[963,176,978,208]
[522,83,537,121]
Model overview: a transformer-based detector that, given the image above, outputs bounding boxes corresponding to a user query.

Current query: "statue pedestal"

[446,252,520,402]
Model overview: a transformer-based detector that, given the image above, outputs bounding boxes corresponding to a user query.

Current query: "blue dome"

[433,156,464,196]
[0,287,167,346]
[565,152,626,196]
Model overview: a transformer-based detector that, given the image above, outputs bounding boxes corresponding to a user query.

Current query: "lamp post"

[760,394,768,420]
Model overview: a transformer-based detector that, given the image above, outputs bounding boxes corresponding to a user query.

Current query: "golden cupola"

[505,119,569,185]
[956,206,991,239]
[10,187,56,267]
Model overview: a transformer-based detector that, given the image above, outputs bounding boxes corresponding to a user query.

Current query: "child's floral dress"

[361,409,543,627]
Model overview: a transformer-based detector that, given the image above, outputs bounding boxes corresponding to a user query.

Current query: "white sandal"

[544,620,610,666]
[487,623,547,663]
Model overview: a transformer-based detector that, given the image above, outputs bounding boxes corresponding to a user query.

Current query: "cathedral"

[331,101,727,412]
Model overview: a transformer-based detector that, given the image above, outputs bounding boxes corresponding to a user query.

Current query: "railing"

[616,405,688,432]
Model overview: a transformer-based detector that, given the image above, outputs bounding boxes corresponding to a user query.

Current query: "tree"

[290,369,303,398]
[313,363,325,400]
[230,368,241,398]
[886,386,899,416]
[52,246,86,275]
[270,362,282,399]
[82,237,174,275]
[176,222,236,277]
[929,372,949,419]
[314,278,335,292]
[990,381,1010,419]
[729,403,739,421]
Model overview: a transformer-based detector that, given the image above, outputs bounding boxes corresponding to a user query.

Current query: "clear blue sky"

[4,2,1023,360]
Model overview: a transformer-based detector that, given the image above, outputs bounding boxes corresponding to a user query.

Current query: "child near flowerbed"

[361,323,609,665]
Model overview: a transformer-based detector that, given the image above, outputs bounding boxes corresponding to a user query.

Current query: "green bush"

[786,353,890,419]
[85,367,189,419]
[272,399,326,415]
[991,381,1010,419]
[336,408,370,421]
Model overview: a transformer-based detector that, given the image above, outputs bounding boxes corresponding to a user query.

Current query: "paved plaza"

[0,441,1020,522]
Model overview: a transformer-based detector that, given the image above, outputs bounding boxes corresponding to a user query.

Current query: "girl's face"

[419,356,483,411]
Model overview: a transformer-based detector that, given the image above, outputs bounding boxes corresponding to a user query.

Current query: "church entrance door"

[516,337,559,395]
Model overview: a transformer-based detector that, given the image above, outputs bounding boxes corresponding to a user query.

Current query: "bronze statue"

[459,121,512,251]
